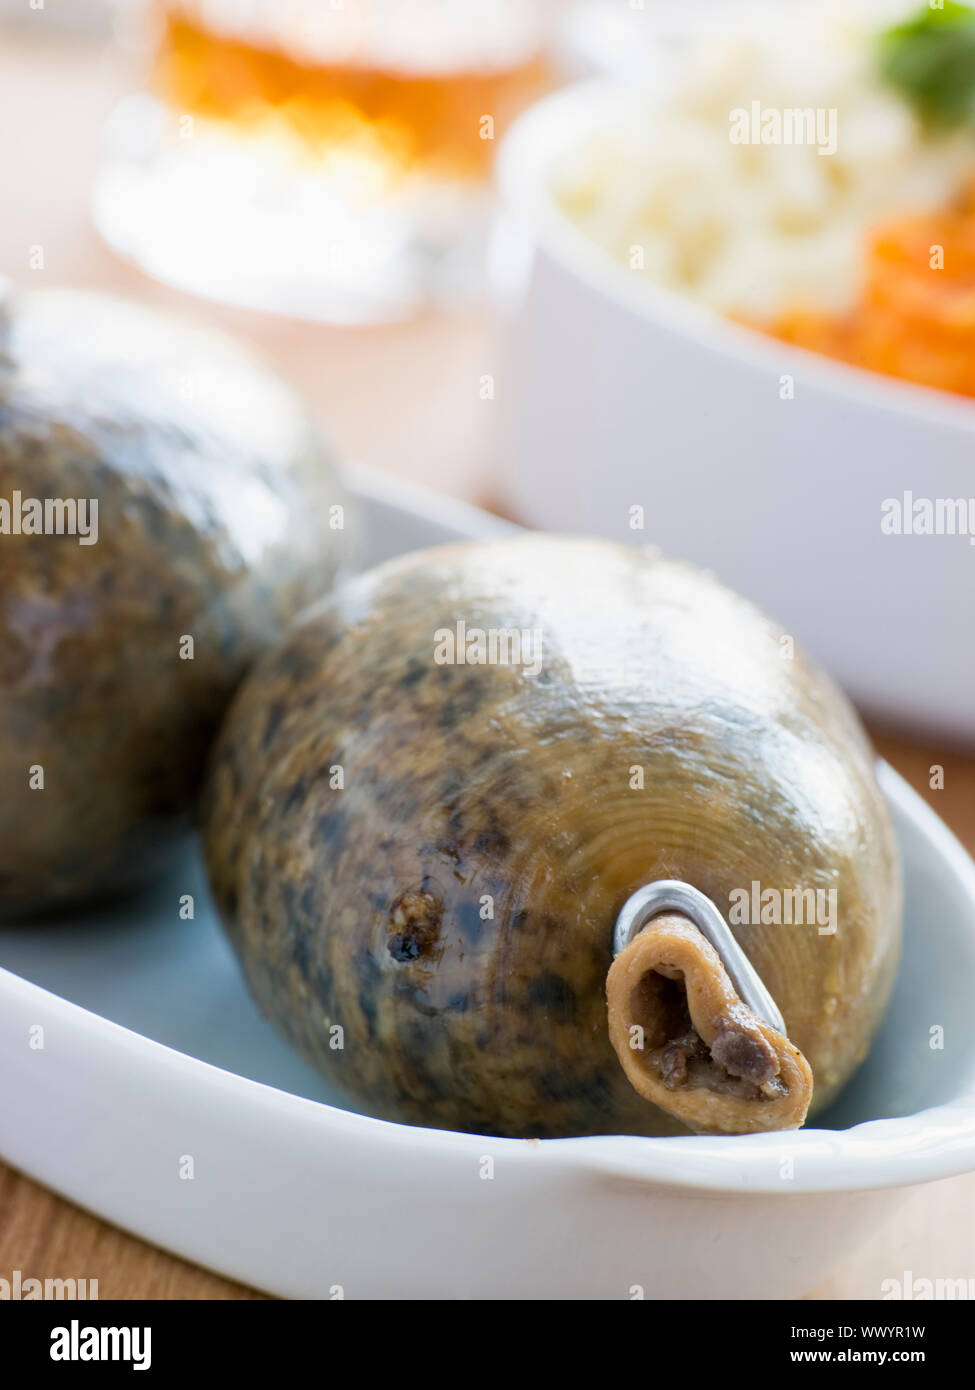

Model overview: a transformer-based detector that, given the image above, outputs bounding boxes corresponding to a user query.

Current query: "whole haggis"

[204,535,901,1139]
[0,289,344,915]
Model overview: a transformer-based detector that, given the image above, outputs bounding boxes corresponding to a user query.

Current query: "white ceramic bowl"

[495,81,975,744]
[1,468,975,1300]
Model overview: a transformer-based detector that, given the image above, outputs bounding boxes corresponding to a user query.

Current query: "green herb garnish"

[879,2,975,129]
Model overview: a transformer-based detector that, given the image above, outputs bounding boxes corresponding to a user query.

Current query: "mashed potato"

[556,3,975,318]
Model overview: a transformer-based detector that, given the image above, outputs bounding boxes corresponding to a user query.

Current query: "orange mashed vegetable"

[752,195,975,398]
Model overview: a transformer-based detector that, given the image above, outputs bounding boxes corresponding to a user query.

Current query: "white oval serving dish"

[494,80,975,745]
[1,467,974,1300]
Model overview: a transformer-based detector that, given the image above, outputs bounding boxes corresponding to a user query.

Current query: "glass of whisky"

[95,0,554,323]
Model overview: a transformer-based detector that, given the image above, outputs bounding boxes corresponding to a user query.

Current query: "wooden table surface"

[1,26,973,1301]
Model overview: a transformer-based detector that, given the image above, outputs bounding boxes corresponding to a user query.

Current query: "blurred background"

[1,0,551,501]
[0,0,743,504]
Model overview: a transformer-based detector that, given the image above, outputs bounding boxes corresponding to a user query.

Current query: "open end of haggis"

[606,912,813,1134]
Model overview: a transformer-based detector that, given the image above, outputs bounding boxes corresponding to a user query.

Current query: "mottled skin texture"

[0,290,344,916]
[204,535,902,1139]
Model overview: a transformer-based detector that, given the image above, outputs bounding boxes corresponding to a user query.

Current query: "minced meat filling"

[641,971,785,1101]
